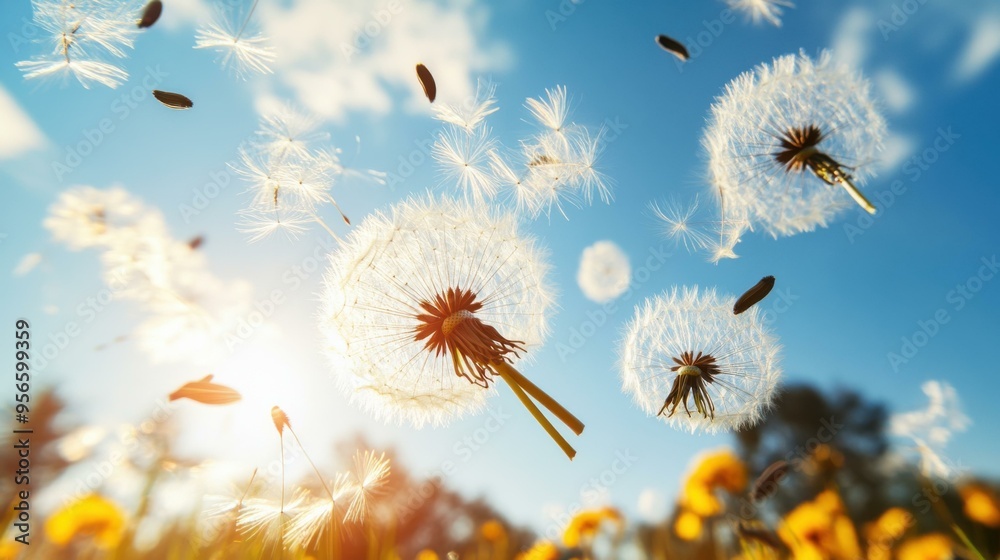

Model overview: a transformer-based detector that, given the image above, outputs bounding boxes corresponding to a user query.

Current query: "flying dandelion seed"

[16,0,141,89]
[619,286,782,433]
[577,241,631,304]
[137,0,162,28]
[703,50,886,239]
[433,79,499,131]
[320,195,584,458]
[194,1,275,78]
[429,84,609,219]
[733,275,775,315]
[416,63,437,102]
[152,90,194,109]
[655,34,689,61]
[233,106,376,241]
[168,374,242,405]
[650,196,749,262]
[725,0,795,27]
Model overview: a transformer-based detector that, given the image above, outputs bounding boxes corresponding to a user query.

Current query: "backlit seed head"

[703,50,886,239]
[320,195,552,427]
[619,286,782,433]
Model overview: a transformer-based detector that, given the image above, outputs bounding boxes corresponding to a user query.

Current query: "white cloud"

[252,0,512,122]
[12,253,42,277]
[829,6,874,69]
[873,68,916,114]
[953,13,1000,82]
[157,0,211,30]
[0,84,47,159]
[889,380,970,479]
[876,132,917,174]
[577,241,631,304]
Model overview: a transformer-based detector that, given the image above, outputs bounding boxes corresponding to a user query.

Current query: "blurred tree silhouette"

[734,384,891,521]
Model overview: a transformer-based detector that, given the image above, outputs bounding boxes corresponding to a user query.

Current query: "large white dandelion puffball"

[619,286,782,433]
[319,195,554,428]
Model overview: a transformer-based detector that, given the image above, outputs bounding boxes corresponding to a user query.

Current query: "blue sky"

[2,0,999,536]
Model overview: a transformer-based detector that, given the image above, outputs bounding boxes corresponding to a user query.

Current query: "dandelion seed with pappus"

[703,50,886,242]
[194,0,275,78]
[619,286,781,433]
[320,195,584,458]
[16,0,142,89]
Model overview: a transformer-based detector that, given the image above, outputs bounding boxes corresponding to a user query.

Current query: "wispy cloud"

[873,68,917,114]
[829,6,874,69]
[889,380,970,479]
[0,84,47,159]
[253,0,512,121]
[953,13,1000,83]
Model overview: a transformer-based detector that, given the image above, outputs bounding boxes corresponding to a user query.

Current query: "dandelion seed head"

[619,286,782,433]
[725,0,795,27]
[577,241,631,304]
[704,50,885,237]
[320,195,553,427]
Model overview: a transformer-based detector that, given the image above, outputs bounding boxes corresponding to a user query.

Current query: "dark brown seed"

[733,275,775,315]
[415,63,436,103]
[655,34,689,61]
[153,90,193,109]
[137,0,163,29]
[187,235,204,250]
[750,460,790,502]
[737,522,784,551]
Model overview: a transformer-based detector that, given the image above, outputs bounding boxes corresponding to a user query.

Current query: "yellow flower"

[518,541,559,560]
[960,484,1000,527]
[674,510,703,541]
[45,494,126,549]
[481,519,507,542]
[0,540,22,560]
[778,494,860,560]
[562,507,623,547]
[415,549,439,560]
[814,489,845,517]
[680,449,747,516]
[896,533,953,560]
[864,507,912,560]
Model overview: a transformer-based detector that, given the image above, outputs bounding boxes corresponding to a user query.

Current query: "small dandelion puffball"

[704,50,886,238]
[577,241,631,303]
[320,195,553,428]
[619,286,782,433]
[725,0,795,27]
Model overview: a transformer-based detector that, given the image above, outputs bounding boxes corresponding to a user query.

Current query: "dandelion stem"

[287,427,333,498]
[310,213,344,245]
[494,361,585,435]
[497,367,576,460]
[235,0,261,42]
[836,174,877,215]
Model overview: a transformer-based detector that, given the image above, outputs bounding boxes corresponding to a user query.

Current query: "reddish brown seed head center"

[413,287,525,387]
